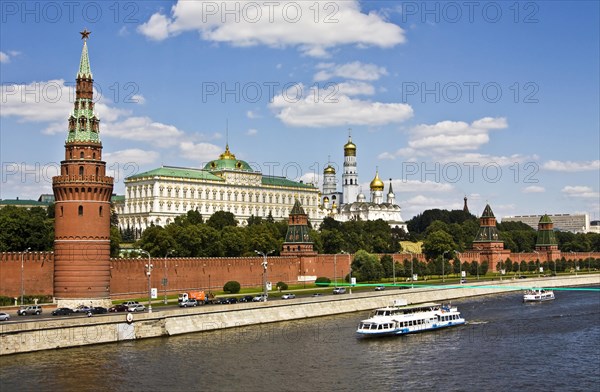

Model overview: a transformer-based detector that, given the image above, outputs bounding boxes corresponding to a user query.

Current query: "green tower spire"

[66,31,100,144]
[77,40,93,79]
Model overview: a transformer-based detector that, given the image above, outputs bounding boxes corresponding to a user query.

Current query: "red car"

[108,304,128,313]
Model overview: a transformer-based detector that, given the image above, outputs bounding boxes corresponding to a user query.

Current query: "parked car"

[108,304,129,313]
[74,305,92,313]
[127,304,146,312]
[238,295,254,303]
[17,305,42,315]
[122,301,140,308]
[332,287,346,294]
[0,312,10,321]
[312,293,323,297]
[252,294,268,302]
[179,299,198,307]
[374,285,385,291]
[281,293,296,299]
[88,307,108,315]
[460,278,467,284]
[52,307,74,316]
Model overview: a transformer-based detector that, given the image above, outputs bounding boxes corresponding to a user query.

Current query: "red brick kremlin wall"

[1,251,598,298]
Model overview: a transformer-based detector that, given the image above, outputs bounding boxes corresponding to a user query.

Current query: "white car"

[281,293,296,300]
[0,312,10,321]
[127,304,146,312]
[252,294,268,302]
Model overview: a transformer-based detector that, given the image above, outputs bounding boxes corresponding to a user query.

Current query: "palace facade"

[116,145,321,235]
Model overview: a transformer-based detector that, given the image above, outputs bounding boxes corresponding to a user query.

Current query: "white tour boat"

[356,300,466,337]
[523,288,555,302]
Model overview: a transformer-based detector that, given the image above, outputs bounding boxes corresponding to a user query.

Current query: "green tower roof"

[290,199,306,215]
[77,40,92,79]
[539,214,553,224]
[481,204,495,218]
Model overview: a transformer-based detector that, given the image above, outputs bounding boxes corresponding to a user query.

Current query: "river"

[1,287,598,392]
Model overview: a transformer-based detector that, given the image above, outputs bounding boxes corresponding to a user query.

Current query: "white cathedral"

[321,135,408,232]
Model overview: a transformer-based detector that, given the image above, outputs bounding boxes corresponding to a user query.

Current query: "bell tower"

[52,30,114,307]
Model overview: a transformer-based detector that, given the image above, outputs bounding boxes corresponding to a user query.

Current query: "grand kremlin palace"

[114,145,321,234]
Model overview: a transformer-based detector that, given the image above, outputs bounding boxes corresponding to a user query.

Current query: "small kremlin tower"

[52,30,114,307]
[281,200,316,256]
[472,204,510,272]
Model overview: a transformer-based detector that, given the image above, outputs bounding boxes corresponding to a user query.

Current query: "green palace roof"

[127,166,224,182]
[203,144,253,172]
[262,176,315,189]
[0,199,49,207]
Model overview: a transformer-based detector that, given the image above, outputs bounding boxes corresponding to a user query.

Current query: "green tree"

[422,230,457,261]
[221,226,247,257]
[207,211,237,230]
[351,250,384,282]
[0,206,53,251]
[110,226,122,257]
[223,281,241,294]
[276,281,288,291]
[380,254,394,278]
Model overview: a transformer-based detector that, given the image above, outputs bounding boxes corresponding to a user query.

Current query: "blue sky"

[1,1,599,221]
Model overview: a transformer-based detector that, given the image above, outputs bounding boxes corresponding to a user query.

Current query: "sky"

[1,1,599,222]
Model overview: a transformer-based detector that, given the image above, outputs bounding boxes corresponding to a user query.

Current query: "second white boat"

[357,301,466,337]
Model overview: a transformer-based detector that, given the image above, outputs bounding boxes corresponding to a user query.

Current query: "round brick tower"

[52,30,114,307]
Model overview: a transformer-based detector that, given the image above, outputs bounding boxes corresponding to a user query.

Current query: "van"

[17,305,42,315]
[332,287,347,294]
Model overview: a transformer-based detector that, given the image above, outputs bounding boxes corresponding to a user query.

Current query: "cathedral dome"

[203,144,253,171]
[323,164,336,175]
[370,171,384,191]
[344,137,356,156]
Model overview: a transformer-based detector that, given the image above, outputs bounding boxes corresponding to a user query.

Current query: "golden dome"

[323,196,330,202]
[219,144,236,160]
[323,164,336,175]
[344,137,356,156]
[370,170,384,191]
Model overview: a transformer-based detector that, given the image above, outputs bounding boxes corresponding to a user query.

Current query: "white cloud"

[0,52,10,63]
[269,83,413,127]
[561,186,599,199]
[314,61,388,81]
[246,128,258,136]
[336,81,375,96]
[131,94,146,104]
[523,185,545,193]
[542,160,600,172]
[104,149,160,181]
[179,141,223,163]
[138,1,406,57]
[102,117,184,147]
[393,180,454,193]
[1,80,73,122]
[381,117,509,160]
[246,110,261,119]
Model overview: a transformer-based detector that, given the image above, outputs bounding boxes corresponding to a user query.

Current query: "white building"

[116,145,321,234]
[322,135,408,231]
[502,213,590,233]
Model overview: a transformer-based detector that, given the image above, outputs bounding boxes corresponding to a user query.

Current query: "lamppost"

[533,250,540,277]
[406,250,415,289]
[255,250,274,301]
[140,250,153,313]
[442,250,452,283]
[20,247,31,305]
[163,249,174,304]
[333,252,337,288]
[392,254,396,287]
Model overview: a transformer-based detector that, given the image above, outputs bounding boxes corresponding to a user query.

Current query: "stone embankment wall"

[1,274,598,356]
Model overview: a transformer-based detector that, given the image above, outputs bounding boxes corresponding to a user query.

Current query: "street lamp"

[442,250,452,283]
[20,247,31,305]
[163,249,175,304]
[255,250,274,301]
[334,252,337,288]
[139,250,153,313]
[533,250,540,277]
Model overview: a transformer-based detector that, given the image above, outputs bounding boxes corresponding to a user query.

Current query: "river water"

[1,288,598,392]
